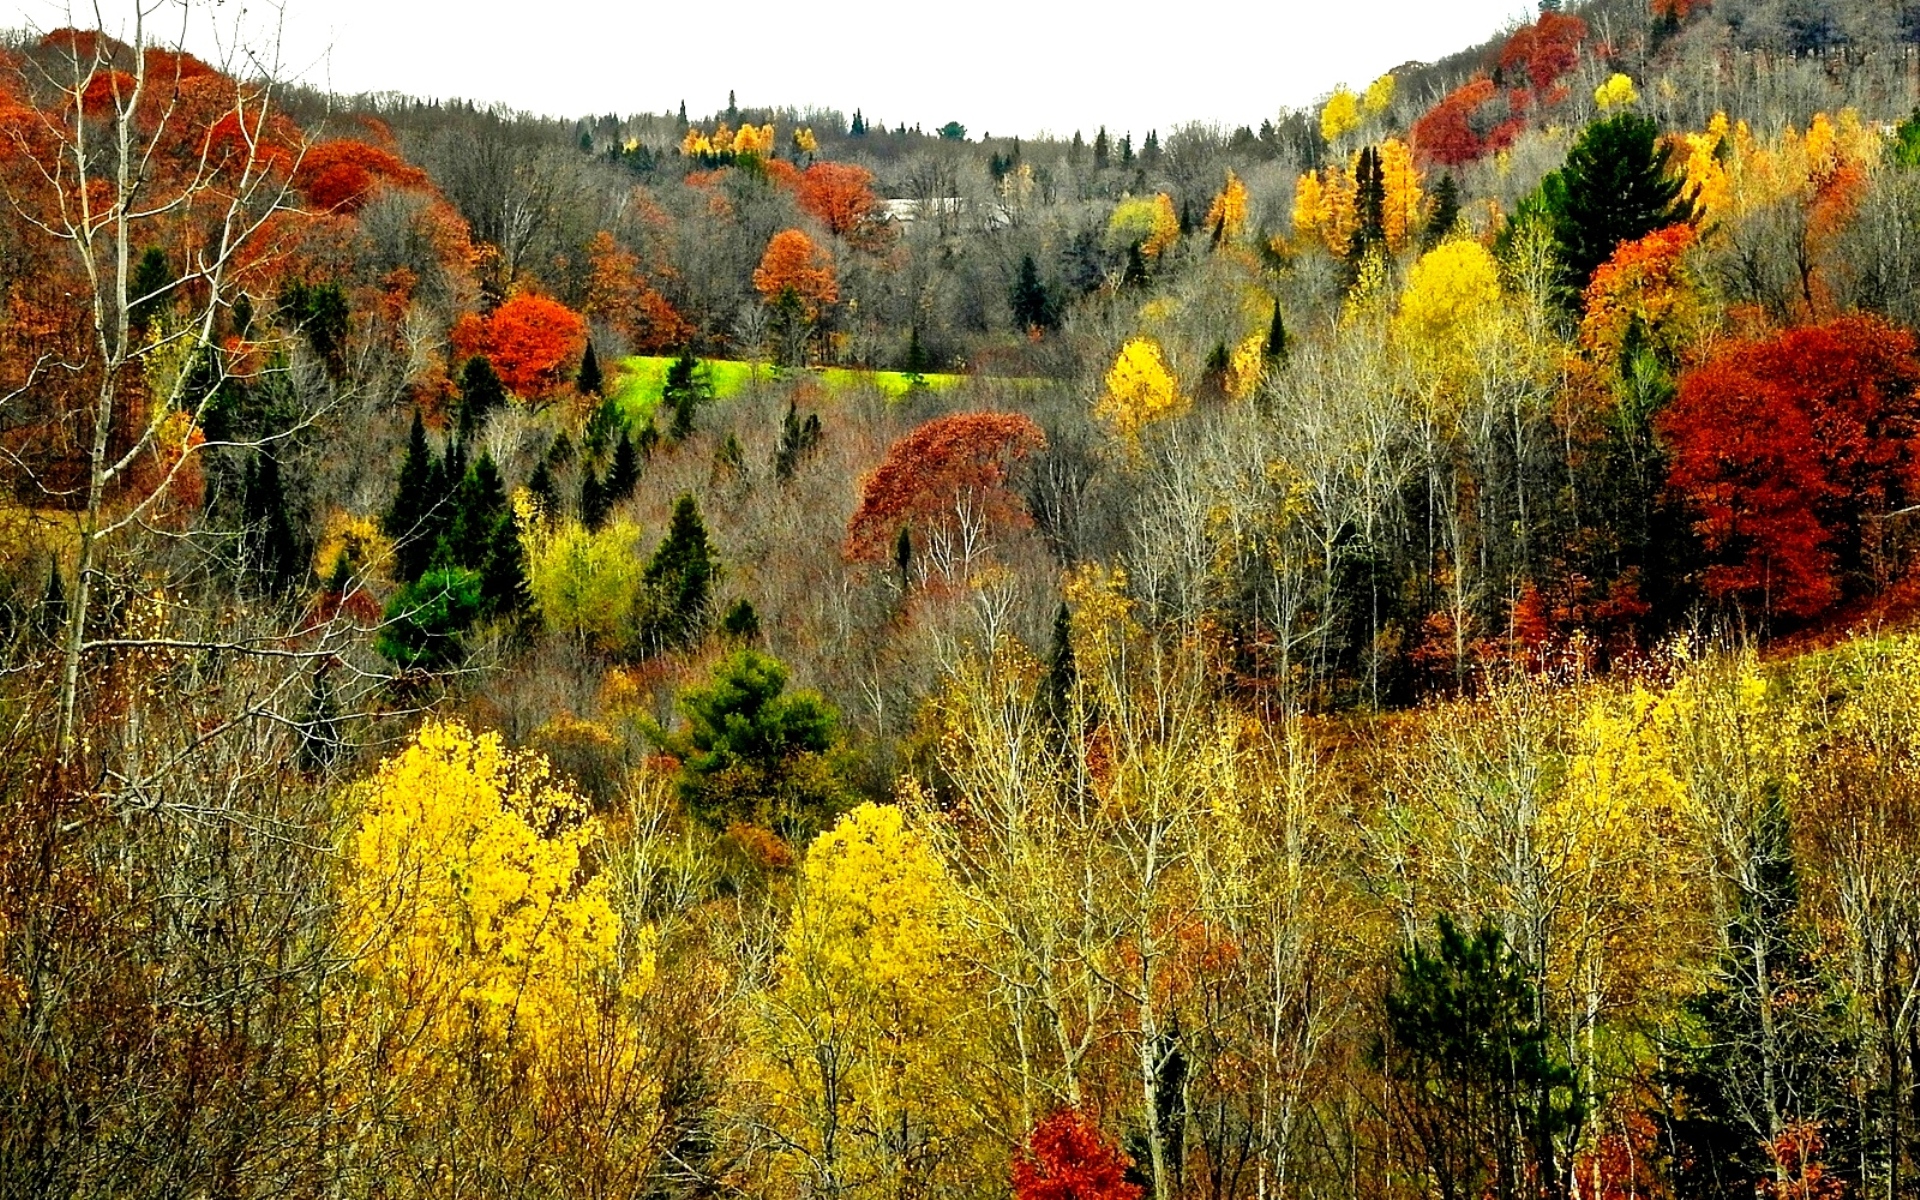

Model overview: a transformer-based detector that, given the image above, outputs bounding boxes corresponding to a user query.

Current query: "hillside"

[2,2,1920,1197]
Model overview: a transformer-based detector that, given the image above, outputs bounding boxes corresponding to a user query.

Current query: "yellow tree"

[1321,86,1361,144]
[1293,167,1356,255]
[1594,73,1638,111]
[748,802,987,1198]
[1394,240,1502,373]
[1379,138,1424,252]
[1143,193,1181,259]
[335,720,658,1196]
[1363,72,1398,116]
[1205,169,1250,244]
[1098,337,1186,447]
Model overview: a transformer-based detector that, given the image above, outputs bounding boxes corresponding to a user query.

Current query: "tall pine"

[1543,112,1694,295]
[577,340,604,396]
[643,493,715,652]
[457,355,507,444]
[386,409,437,583]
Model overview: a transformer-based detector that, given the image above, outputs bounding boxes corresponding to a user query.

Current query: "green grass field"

[610,356,966,423]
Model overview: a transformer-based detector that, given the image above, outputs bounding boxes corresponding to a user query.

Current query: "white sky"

[9,0,1534,139]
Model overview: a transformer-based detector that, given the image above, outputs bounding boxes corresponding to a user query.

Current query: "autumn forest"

[5,0,1920,1197]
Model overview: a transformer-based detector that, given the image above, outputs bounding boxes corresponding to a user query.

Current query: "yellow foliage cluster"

[682,121,777,157]
[1226,333,1267,400]
[1393,240,1502,367]
[1205,169,1250,243]
[1097,336,1186,445]
[1378,139,1423,252]
[1106,193,1181,258]
[312,508,392,585]
[1594,73,1639,110]
[338,721,649,1067]
[524,517,649,652]
[1682,108,1881,221]
[1320,86,1361,144]
[1143,192,1181,258]
[1294,140,1423,254]
[793,127,818,154]
[1292,169,1355,255]
[1363,72,1397,116]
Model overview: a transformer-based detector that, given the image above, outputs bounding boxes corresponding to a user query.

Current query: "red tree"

[796,162,881,238]
[1011,1109,1142,1200]
[296,138,431,214]
[844,412,1047,564]
[1411,78,1524,167]
[458,293,589,401]
[1659,316,1920,618]
[1499,11,1588,96]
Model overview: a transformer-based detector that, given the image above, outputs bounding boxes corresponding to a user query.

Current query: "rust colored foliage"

[583,230,691,353]
[459,294,588,401]
[844,412,1046,563]
[753,229,838,318]
[1499,12,1588,96]
[796,162,881,238]
[296,139,432,214]
[1411,78,1524,167]
[1660,316,1920,619]
[1579,223,1698,365]
[1011,1109,1142,1200]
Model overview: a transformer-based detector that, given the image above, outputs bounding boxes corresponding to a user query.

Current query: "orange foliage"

[296,139,432,214]
[1011,1109,1142,1200]
[796,162,881,238]
[465,294,588,401]
[844,412,1046,564]
[1661,316,1920,619]
[583,231,691,353]
[753,229,838,318]
[1579,223,1699,365]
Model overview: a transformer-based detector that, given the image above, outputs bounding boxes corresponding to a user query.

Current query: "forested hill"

[5,2,1920,1198]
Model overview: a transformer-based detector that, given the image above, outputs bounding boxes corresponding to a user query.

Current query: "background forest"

[4,0,1920,1197]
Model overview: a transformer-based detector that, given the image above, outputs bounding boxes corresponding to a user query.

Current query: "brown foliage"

[843,411,1046,563]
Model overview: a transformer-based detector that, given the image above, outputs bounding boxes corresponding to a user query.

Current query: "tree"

[577,339,603,397]
[843,412,1047,573]
[239,449,303,594]
[937,121,967,141]
[1321,86,1361,144]
[774,398,823,481]
[375,567,484,669]
[1347,145,1387,267]
[1012,1110,1143,1200]
[752,228,838,319]
[1204,169,1249,244]
[386,410,442,583]
[605,428,641,503]
[1265,301,1290,362]
[1411,78,1523,167]
[642,494,715,652]
[1010,253,1058,332]
[1659,317,1920,620]
[456,354,507,443]
[1097,337,1185,447]
[127,246,172,333]
[1423,173,1463,249]
[652,648,842,834]
[721,598,760,640]
[1381,915,1581,1200]
[462,293,589,400]
[294,137,430,214]
[1543,112,1694,295]
[795,162,881,238]
[661,348,711,440]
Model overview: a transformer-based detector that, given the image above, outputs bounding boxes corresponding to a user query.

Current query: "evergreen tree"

[1423,173,1463,250]
[605,429,641,502]
[894,523,913,591]
[577,339,603,396]
[1201,342,1231,402]
[1543,112,1694,295]
[1348,145,1387,266]
[280,280,350,377]
[1094,126,1110,170]
[37,561,67,641]
[376,567,483,669]
[726,90,738,124]
[904,326,929,374]
[1119,132,1134,167]
[584,396,622,456]
[721,598,761,641]
[1142,128,1161,167]
[526,456,559,518]
[643,493,716,652]
[774,399,823,481]
[1380,916,1581,1200]
[457,355,507,444]
[434,452,508,575]
[1040,601,1076,733]
[1123,242,1150,288]
[386,409,438,583]
[579,470,609,531]
[662,348,711,440]
[716,432,744,470]
[241,449,303,594]
[129,246,172,333]
[1265,301,1290,363]
[850,108,866,137]
[1009,253,1056,332]
[677,99,687,127]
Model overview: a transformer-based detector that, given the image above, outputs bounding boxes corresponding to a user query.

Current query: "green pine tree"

[661,348,711,440]
[1348,145,1388,267]
[1041,601,1076,733]
[1543,111,1694,296]
[579,469,609,531]
[605,429,641,502]
[894,523,913,591]
[1265,301,1290,363]
[721,598,761,640]
[129,246,172,333]
[296,663,343,775]
[643,493,715,652]
[37,561,67,641]
[1423,173,1463,250]
[386,409,438,582]
[527,456,559,518]
[577,339,604,396]
[1010,253,1056,332]
[457,355,507,443]
[242,449,303,594]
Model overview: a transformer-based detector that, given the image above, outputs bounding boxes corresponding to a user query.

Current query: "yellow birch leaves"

[1098,336,1185,445]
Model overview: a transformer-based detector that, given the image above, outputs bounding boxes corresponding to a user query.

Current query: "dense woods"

[7,1,1920,1196]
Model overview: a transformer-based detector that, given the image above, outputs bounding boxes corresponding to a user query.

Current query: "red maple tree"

[1659,315,1920,619]
[796,162,881,238]
[1010,1109,1142,1200]
[1411,78,1525,167]
[1499,11,1588,96]
[456,293,589,401]
[844,412,1046,564]
[296,138,432,214]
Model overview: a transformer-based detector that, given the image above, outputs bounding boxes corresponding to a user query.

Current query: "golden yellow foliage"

[312,509,392,585]
[1097,336,1186,444]
[1594,73,1638,110]
[1292,167,1356,254]
[524,517,649,652]
[1321,86,1361,143]
[1362,72,1397,116]
[1205,169,1249,243]
[1394,240,1502,363]
[1379,138,1423,252]
[1143,192,1181,258]
[1226,333,1267,400]
[794,127,818,154]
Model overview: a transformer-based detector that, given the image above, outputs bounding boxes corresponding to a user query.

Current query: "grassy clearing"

[610,356,967,422]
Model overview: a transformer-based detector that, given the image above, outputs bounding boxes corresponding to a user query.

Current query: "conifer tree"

[895,523,913,590]
[1423,174,1463,250]
[1123,242,1150,288]
[434,453,507,575]
[1349,145,1388,265]
[1010,254,1056,332]
[296,662,342,775]
[1543,111,1694,294]
[386,409,438,583]
[1094,127,1110,170]
[527,457,559,518]
[850,108,866,136]
[775,399,824,481]
[1041,601,1076,733]
[662,348,710,440]
[242,450,303,594]
[129,246,172,333]
[457,355,507,444]
[580,470,608,532]
[643,494,715,652]
[577,339,603,397]
[605,429,641,502]
[1266,301,1290,363]
[37,561,67,641]
[722,598,761,640]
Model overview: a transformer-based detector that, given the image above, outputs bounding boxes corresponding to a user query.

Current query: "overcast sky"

[9,0,1533,139]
